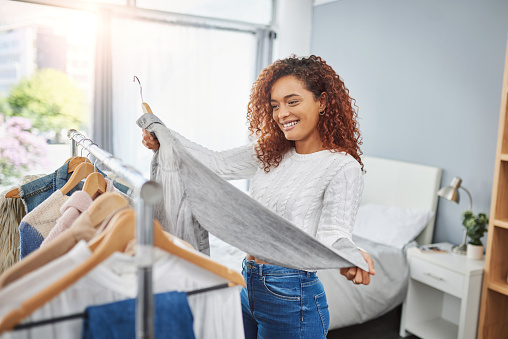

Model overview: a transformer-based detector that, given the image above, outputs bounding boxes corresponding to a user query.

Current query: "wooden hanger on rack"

[86,192,128,226]
[83,172,107,198]
[87,209,245,288]
[0,193,130,290]
[87,209,244,287]
[60,162,95,197]
[66,157,91,173]
[0,208,244,333]
[4,157,92,199]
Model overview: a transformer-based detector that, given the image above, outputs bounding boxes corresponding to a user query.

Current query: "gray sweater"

[137,113,368,271]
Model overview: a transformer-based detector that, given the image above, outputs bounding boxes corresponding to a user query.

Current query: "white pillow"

[352,203,434,249]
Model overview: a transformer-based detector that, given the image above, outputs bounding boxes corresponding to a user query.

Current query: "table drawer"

[410,257,464,298]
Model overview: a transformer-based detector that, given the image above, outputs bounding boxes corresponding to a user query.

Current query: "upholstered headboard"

[360,156,442,245]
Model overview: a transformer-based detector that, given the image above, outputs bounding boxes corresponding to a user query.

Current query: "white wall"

[312,0,508,245]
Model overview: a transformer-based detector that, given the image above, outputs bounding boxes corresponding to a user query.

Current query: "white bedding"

[209,234,245,273]
[318,236,414,330]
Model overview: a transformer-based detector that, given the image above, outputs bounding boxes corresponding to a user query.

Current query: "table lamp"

[437,176,472,255]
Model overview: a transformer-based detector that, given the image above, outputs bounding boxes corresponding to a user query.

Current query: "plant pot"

[467,244,484,260]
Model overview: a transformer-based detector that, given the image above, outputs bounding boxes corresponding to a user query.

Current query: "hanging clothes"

[0,241,244,339]
[17,162,130,214]
[40,191,92,247]
[0,175,45,274]
[82,291,195,339]
[0,209,101,290]
[18,162,78,213]
[136,114,368,271]
[18,179,128,258]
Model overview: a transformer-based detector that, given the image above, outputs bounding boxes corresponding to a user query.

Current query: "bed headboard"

[360,156,442,245]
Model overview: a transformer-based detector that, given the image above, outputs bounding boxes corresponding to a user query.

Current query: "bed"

[209,155,442,331]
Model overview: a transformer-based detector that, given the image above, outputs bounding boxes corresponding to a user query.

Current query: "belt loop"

[258,264,263,276]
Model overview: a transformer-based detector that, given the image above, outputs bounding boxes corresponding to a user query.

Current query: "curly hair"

[247,55,363,172]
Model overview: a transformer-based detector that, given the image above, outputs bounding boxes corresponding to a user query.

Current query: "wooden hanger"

[152,221,245,287]
[60,162,95,196]
[86,192,129,226]
[0,209,135,333]
[67,157,91,173]
[4,189,21,199]
[0,193,130,290]
[83,172,107,198]
[4,157,92,199]
[87,211,245,288]
[141,102,153,114]
[87,209,244,287]
[0,208,244,333]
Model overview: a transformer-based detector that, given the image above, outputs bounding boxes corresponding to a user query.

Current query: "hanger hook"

[85,151,93,165]
[93,158,100,173]
[133,76,144,102]
[77,138,90,159]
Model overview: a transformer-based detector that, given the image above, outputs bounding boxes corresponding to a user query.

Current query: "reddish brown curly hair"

[247,55,363,172]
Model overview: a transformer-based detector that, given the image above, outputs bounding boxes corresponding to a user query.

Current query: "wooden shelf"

[493,219,508,229]
[488,280,508,296]
[478,36,508,338]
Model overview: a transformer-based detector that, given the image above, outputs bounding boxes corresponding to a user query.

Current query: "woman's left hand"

[340,249,376,285]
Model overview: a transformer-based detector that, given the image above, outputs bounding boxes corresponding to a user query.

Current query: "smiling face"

[270,76,326,154]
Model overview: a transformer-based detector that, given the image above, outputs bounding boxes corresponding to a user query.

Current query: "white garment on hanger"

[0,240,90,319]
[0,240,244,339]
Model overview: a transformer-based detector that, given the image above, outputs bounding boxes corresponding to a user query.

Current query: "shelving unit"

[477,36,508,338]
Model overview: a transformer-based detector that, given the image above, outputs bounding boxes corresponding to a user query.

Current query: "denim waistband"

[242,258,316,277]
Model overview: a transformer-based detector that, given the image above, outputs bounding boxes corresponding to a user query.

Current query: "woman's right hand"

[142,129,160,150]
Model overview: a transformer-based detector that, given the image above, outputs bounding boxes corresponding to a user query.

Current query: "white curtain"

[92,9,113,152]
[110,18,257,184]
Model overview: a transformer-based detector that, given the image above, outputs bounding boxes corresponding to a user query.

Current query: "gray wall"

[312,0,508,245]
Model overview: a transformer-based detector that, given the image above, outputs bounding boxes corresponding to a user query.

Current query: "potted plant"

[461,210,489,260]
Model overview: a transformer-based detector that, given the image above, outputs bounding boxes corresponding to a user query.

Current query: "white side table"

[399,242,484,339]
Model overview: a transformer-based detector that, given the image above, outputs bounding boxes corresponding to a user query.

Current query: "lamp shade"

[436,176,473,255]
[437,177,462,203]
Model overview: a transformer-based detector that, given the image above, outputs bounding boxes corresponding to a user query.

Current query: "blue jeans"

[241,259,329,339]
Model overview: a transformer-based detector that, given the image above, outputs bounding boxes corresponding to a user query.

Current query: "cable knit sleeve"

[316,161,364,247]
[170,130,259,180]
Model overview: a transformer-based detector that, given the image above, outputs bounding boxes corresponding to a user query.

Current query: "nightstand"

[399,242,484,339]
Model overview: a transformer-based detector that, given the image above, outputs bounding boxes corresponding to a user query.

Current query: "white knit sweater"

[173,131,364,248]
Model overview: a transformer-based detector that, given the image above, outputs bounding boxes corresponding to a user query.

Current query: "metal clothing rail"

[68,129,162,339]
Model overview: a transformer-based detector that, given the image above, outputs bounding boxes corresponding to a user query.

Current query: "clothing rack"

[12,282,231,331]
[67,129,162,339]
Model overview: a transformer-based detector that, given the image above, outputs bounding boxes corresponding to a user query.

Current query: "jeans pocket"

[261,276,301,301]
[315,291,329,336]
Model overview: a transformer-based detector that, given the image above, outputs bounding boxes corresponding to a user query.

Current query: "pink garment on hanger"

[40,191,92,247]
[40,180,121,247]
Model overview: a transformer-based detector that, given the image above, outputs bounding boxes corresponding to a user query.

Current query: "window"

[111,18,257,188]
[0,0,271,190]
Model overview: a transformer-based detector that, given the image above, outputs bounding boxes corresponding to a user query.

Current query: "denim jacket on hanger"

[19,162,131,213]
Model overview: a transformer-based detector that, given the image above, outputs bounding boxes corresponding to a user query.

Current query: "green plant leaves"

[461,210,489,246]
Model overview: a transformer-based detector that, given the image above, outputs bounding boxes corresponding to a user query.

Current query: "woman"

[142,55,375,338]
